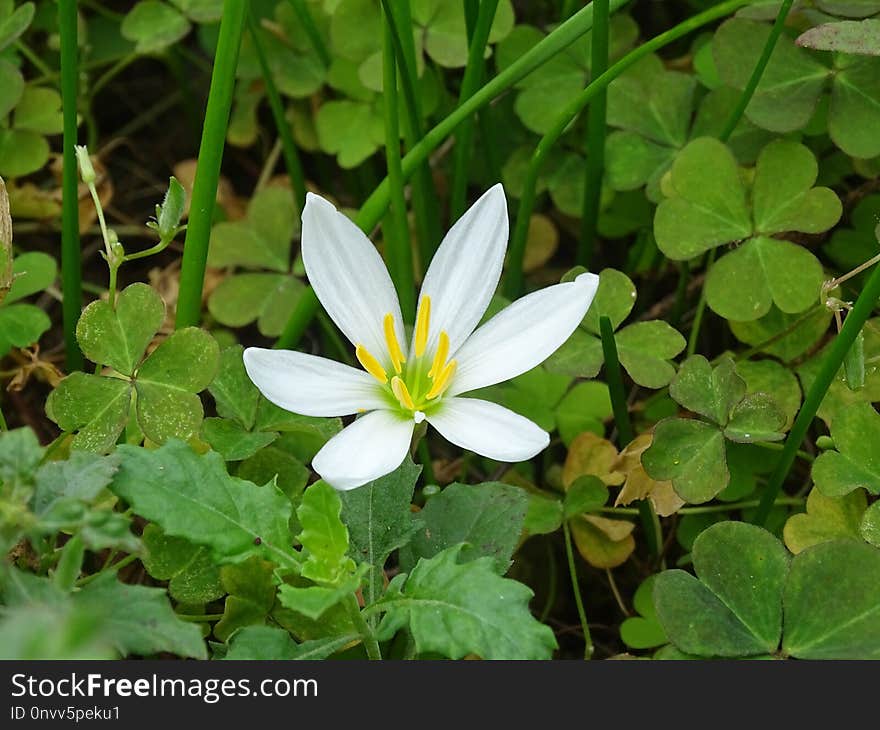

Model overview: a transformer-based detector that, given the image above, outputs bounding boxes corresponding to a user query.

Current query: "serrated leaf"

[76,283,165,376]
[214,557,277,641]
[201,418,277,461]
[142,524,224,605]
[111,440,296,566]
[297,481,355,586]
[224,625,356,660]
[376,545,556,659]
[31,451,119,514]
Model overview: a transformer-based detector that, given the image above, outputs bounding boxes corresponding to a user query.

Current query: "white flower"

[243,185,599,491]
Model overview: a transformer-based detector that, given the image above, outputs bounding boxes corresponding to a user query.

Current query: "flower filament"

[355,295,456,417]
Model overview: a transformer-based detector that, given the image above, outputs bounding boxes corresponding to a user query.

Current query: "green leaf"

[861,501,880,547]
[0,128,49,178]
[713,17,828,133]
[0,59,23,119]
[654,522,788,657]
[0,426,42,487]
[615,321,686,389]
[706,236,824,321]
[208,187,296,271]
[111,440,296,566]
[654,137,752,260]
[75,574,206,658]
[731,305,832,363]
[31,451,118,514]
[207,273,285,328]
[620,575,668,650]
[46,373,132,453]
[604,131,675,195]
[76,283,165,376]
[570,513,635,569]
[0,1,33,52]
[225,625,356,660]
[783,539,880,659]
[297,481,355,586]
[6,251,57,304]
[563,475,609,519]
[812,402,880,497]
[315,99,385,168]
[723,393,787,443]
[277,570,362,620]
[751,140,842,235]
[0,304,50,355]
[208,345,261,429]
[829,55,880,158]
[170,0,224,23]
[642,418,729,504]
[201,418,277,461]
[736,359,802,428]
[121,0,191,54]
[798,19,880,56]
[142,524,224,605]
[815,0,880,18]
[13,86,63,135]
[543,329,603,380]
[376,545,556,659]
[156,176,186,239]
[339,458,420,603]
[134,327,219,443]
[669,355,745,426]
[403,482,528,575]
[237,444,309,501]
[554,381,612,445]
[214,557,277,641]
[784,488,867,554]
[581,268,637,334]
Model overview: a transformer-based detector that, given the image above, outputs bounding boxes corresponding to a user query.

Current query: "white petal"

[448,272,600,396]
[427,397,549,462]
[243,347,387,417]
[312,410,414,491]
[415,184,508,357]
[301,193,404,365]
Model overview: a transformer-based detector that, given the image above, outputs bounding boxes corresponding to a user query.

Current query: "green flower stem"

[74,554,138,587]
[285,0,331,67]
[248,8,307,216]
[686,248,716,357]
[578,0,609,267]
[382,18,416,323]
[600,315,661,558]
[719,0,794,142]
[0,405,7,431]
[753,260,880,526]
[175,0,246,329]
[344,594,382,660]
[563,520,593,660]
[59,0,83,371]
[381,0,440,269]
[275,0,632,348]
[504,0,751,298]
[450,0,500,220]
[15,40,53,77]
[274,288,320,350]
[356,0,633,235]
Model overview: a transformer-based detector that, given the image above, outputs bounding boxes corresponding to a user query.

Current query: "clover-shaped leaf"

[0,248,55,356]
[620,575,669,650]
[654,522,789,657]
[823,194,880,277]
[412,0,514,68]
[798,18,880,55]
[669,355,745,426]
[812,402,880,497]
[0,1,34,53]
[783,488,868,554]
[732,305,832,363]
[121,0,191,54]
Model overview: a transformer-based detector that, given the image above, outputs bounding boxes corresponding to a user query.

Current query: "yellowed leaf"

[614,433,684,517]
[523,213,558,273]
[570,514,635,568]
[562,432,625,488]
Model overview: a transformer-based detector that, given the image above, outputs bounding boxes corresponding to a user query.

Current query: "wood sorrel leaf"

[46,373,132,453]
[783,488,867,554]
[670,355,745,426]
[376,545,556,659]
[812,402,880,497]
[6,251,56,304]
[111,440,295,566]
[76,282,164,376]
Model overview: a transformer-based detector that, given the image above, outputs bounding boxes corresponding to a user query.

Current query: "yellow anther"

[356,344,387,383]
[383,313,406,374]
[391,376,416,411]
[414,295,431,357]
[428,331,450,378]
[426,360,457,400]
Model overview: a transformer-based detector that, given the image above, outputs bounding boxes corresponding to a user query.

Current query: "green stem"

[719,0,794,142]
[381,0,439,269]
[89,54,137,99]
[601,496,803,517]
[53,535,85,591]
[59,0,83,371]
[563,520,593,660]
[344,594,381,660]
[600,315,661,558]
[687,248,716,357]
[15,40,53,77]
[285,0,331,67]
[504,0,750,298]
[274,288,320,349]
[382,18,416,323]
[175,0,246,329]
[753,263,880,526]
[578,0,609,267]
[75,554,138,586]
[248,8,307,215]
[178,613,225,622]
[450,0,500,220]
[417,439,435,485]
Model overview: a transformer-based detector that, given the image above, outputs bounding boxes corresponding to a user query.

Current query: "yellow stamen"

[356,344,387,383]
[428,331,450,378]
[383,313,406,373]
[426,360,457,400]
[391,376,416,410]
[414,295,431,357]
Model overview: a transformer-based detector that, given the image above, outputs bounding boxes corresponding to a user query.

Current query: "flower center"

[355,294,456,417]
